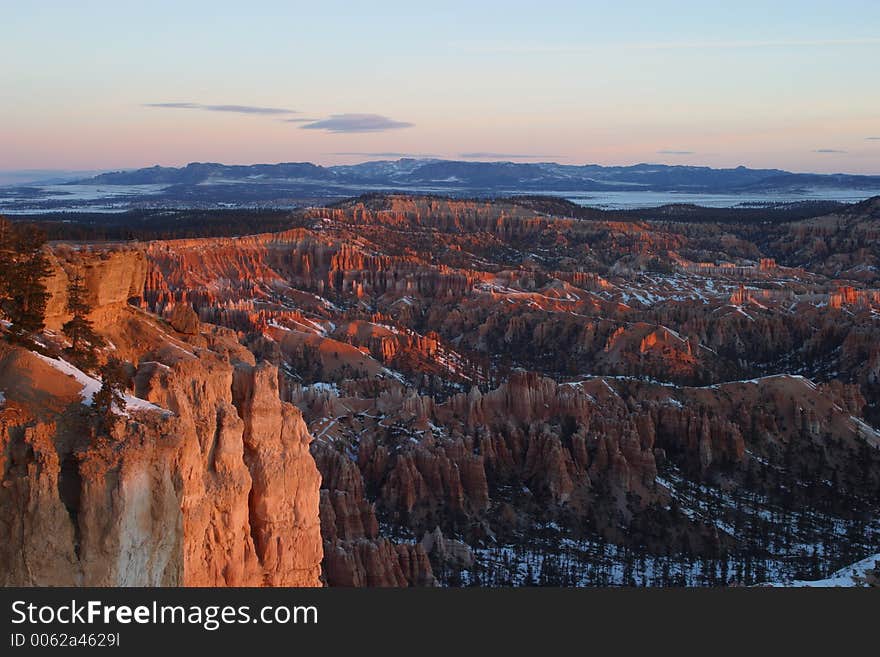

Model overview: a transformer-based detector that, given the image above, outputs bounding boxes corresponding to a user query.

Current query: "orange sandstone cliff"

[0,247,322,586]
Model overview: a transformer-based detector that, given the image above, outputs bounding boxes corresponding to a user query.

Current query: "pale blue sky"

[1,0,879,172]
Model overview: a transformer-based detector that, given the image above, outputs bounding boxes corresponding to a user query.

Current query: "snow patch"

[34,353,170,416]
[304,381,340,397]
[768,554,879,587]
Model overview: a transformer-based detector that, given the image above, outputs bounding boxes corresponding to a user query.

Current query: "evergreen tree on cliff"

[62,272,104,371]
[93,357,128,431]
[0,218,12,304]
[0,216,52,343]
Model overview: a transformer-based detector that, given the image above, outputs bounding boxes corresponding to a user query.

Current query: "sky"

[1,0,879,174]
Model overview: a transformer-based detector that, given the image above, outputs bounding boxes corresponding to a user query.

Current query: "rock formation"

[4,194,880,587]
[0,250,322,586]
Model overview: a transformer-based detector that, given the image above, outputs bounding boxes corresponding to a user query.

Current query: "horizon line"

[3,157,879,180]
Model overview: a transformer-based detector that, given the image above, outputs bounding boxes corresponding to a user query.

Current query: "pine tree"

[0,219,52,342]
[62,272,103,371]
[93,357,128,430]
[0,217,13,300]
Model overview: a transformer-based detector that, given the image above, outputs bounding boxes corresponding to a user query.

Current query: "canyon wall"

[43,246,149,330]
[125,197,880,585]
[5,196,880,587]
[0,248,323,586]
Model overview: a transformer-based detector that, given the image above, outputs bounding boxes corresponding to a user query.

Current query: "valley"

[2,194,879,586]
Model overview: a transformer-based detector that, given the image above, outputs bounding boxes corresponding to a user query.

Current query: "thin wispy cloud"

[459,37,880,54]
[300,114,414,133]
[813,148,847,154]
[658,150,695,155]
[866,137,880,141]
[280,117,320,123]
[459,152,558,160]
[332,152,438,158]
[144,102,297,115]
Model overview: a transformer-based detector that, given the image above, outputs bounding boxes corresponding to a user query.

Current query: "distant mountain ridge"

[82,159,880,193]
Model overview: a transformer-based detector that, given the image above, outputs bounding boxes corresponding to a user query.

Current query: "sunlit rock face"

[0,250,322,587]
[43,246,149,330]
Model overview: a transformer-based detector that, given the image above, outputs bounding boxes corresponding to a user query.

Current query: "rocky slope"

[4,194,880,587]
[0,249,322,586]
[131,195,880,586]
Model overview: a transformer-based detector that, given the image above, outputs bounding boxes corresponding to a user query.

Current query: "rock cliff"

[43,246,149,330]
[0,248,323,586]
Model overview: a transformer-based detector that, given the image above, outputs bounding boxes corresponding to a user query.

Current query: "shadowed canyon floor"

[2,194,880,586]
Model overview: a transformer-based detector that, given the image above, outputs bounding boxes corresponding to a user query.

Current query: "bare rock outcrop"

[314,445,437,587]
[0,345,323,586]
[43,247,148,330]
[0,246,323,587]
